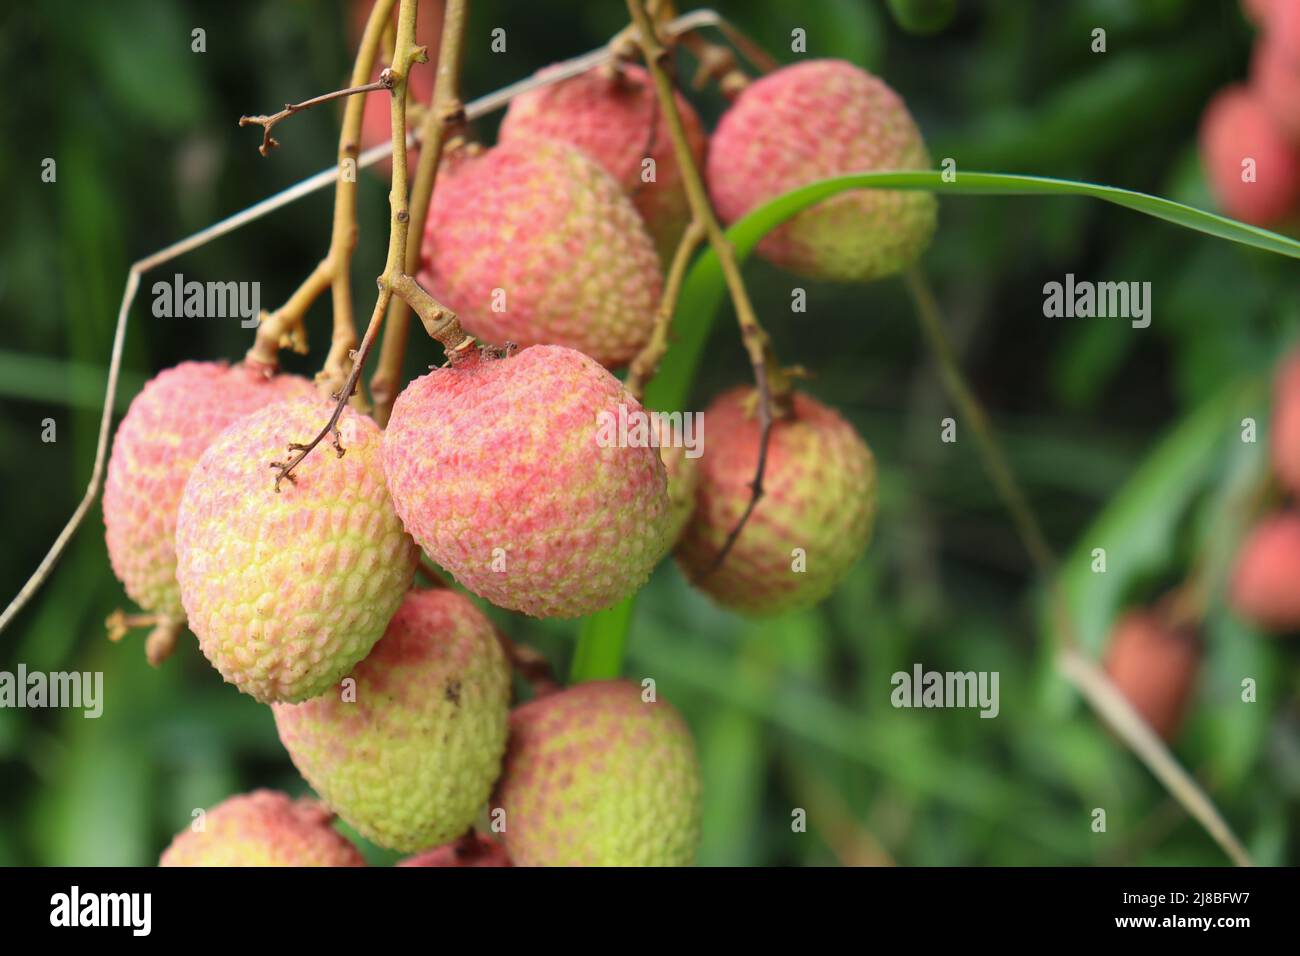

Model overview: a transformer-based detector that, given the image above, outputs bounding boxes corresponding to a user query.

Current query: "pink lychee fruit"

[1102,609,1201,741]
[382,345,669,618]
[1242,0,1275,26]
[1199,85,1300,226]
[273,588,511,852]
[1251,37,1300,143]
[676,387,877,616]
[418,139,663,367]
[499,63,707,261]
[1265,0,1300,63]
[706,59,937,282]
[103,361,313,620]
[1268,350,1300,495]
[176,397,417,703]
[1230,512,1300,632]
[660,440,701,551]
[491,679,701,866]
[397,833,512,867]
[159,790,365,867]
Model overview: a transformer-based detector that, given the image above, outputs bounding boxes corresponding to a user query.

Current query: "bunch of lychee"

[1199,1,1300,226]
[104,52,931,866]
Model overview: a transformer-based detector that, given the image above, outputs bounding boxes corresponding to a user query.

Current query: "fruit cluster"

[105,49,933,866]
[1200,0,1300,225]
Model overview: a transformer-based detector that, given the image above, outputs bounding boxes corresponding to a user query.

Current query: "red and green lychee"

[491,679,701,866]
[159,790,364,867]
[175,397,417,703]
[382,345,669,618]
[273,588,511,852]
[397,833,511,867]
[676,387,877,616]
[706,59,937,282]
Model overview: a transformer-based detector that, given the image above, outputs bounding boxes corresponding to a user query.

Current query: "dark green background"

[0,0,1296,865]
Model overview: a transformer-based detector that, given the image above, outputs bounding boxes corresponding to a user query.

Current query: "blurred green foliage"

[0,0,1297,866]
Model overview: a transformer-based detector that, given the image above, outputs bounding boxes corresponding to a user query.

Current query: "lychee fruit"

[103,361,313,620]
[382,345,669,618]
[705,59,937,283]
[1268,350,1300,495]
[491,679,701,866]
[1102,609,1201,741]
[273,588,511,852]
[175,397,417,703]
[159,790,364,867]
[1251,37,1300,143]
[676,387,877,616]
[397,833,512,867]
[660,440,701,551]
[1199,85,1300,226]
[418,139,663,367]
[1230,512,1300,632]
[499,63,707,261]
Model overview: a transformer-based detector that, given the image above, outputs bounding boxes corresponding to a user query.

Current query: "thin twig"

[624,0,791,577]
[626,219,705,398]
[902,265,1252,867]
[239,78,393,157]
[371,0,470,426]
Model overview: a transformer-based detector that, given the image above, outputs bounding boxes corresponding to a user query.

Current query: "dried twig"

[239,77,394,157]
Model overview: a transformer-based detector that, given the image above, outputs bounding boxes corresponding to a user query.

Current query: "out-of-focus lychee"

[1230,512,1300,632]
[1102,608,1201,741]
[1199,84,1300,226]
[397,833,512,867]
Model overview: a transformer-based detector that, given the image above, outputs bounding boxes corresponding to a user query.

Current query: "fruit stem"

[624,0,792,575]
[243,0,398,389]
[371,0,471,427]
[626,220,705,399]
[238,77,395,158]
[902,265,1253,868]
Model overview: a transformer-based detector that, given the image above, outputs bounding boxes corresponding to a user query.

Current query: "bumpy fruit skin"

[677,388,877,616]
[273,588,511,852]
[176,397,417,703]
[419,140,662,367]
[706,59,937,282]
[1103,610,1200,741]
[383,345,669,618]
[1230,513,1300,631]
[660,442,701,551]
[1200,85,1300,226]
[103,362,313,618]
[492,680,701,866]
[1269,351,1300,495]
[398,834,512,867]
[500,64,707,261]
[159,790,364,867]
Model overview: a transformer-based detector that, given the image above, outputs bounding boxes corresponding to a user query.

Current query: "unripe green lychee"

[418,139,663,367]
[1230,513,1300,632]
[676,388,877,616]
[159,790,365,867]
[397,834,512,867]
[176,397,417,703]
[382,345,669,618]
[1200,85,1300,226]
[491,679,701,866]
[1102,608,1200,741]
[706,59,937,282]
[1269,350,1300,495]
[103,361,313,619]
[499,63,707,261]
[272,588,511,852]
